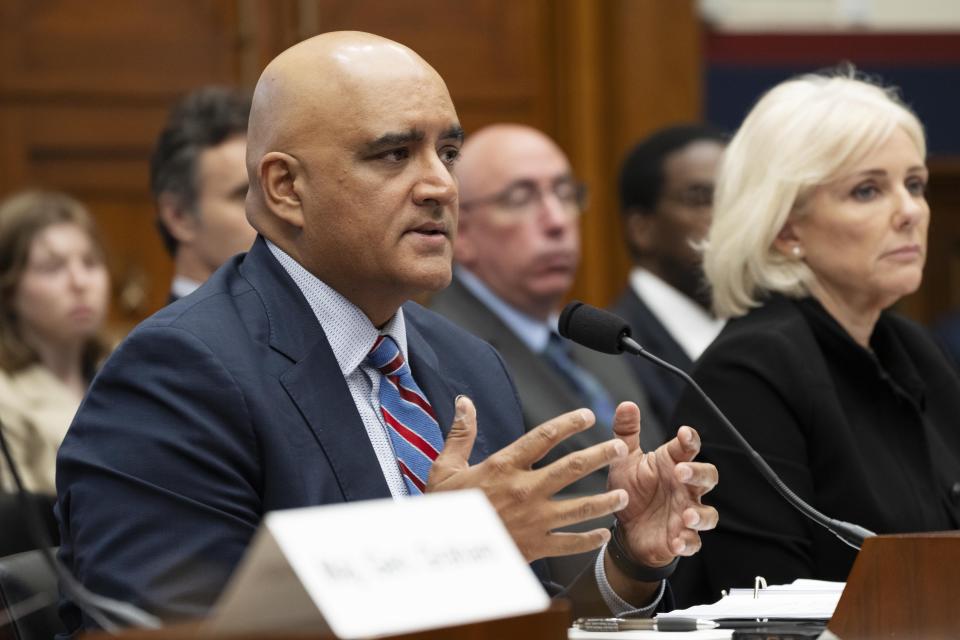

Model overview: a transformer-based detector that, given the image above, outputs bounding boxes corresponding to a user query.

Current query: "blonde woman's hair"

[704,69,926,318]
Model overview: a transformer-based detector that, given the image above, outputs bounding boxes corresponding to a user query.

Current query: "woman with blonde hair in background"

[0,190,110,505]
[670,71,960,605]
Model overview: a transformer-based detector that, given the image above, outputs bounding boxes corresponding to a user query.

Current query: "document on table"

[657,579,844,621]
[569,629,732,640]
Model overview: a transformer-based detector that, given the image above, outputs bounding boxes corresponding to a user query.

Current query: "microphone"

[0,418,161,632]
[558,300,876,550]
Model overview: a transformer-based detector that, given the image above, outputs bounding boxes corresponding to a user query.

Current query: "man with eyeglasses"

[430,124,664,584]
[612,125,727,428]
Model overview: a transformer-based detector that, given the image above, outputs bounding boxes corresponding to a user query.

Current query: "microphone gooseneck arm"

[557,300,875,550]
[618,335,875,550]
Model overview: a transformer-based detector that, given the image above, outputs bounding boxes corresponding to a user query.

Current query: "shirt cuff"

[593,541,666,616]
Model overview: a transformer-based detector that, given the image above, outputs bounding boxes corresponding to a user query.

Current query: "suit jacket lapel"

[404,306,493,463]
[431,279,579,426]
[242,237,392,502]
[280,334,393,502]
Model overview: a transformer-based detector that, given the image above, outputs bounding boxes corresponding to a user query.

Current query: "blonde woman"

[0,190,110,497]
[670,72,960,605]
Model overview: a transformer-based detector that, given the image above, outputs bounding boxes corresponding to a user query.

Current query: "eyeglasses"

[660,184,714,209]
[460,177,588,217]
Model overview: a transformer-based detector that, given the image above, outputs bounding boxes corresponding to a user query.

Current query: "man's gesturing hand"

[427,395,629,562]
[608,401,719,569]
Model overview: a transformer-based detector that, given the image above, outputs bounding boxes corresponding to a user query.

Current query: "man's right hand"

[427,395,628,562]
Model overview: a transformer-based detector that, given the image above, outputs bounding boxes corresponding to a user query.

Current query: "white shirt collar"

[629,267,724,360]
[455,267,554,352]
[266,240,408,375]
[171,275,202,299]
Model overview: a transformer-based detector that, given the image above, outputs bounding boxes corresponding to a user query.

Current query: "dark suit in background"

[613,125,727,427]
[432,277,665,485]
[431,276,666,585]
[610,287,692,431]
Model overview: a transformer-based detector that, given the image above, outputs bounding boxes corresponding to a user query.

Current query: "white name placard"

[207,489,550,637]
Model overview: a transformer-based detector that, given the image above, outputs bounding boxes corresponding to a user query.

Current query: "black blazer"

[670,295,960,606]
[610,287,693,429]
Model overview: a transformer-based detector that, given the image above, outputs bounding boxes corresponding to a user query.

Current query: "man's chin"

[532,274,575,299]
[404,265,454,298]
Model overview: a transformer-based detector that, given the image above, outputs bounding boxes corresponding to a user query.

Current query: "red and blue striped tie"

[366,335,444,495]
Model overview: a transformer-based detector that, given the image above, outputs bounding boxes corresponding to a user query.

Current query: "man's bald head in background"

[245,31,464,325]
[454,124,584,321]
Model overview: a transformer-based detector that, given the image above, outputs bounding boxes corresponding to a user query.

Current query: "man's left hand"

[608,401,719,570]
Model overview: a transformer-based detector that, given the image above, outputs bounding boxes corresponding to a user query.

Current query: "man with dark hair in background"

[150,86,256,302]
[612,125,726,427]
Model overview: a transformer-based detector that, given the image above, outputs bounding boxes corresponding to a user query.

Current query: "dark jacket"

[670,294,960,606]
[610,287,693,429]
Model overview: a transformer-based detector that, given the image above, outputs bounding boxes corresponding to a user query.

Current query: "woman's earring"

[792,245,802,258]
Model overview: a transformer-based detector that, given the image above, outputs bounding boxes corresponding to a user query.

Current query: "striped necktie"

[366,335,444,495]
[542,332,616,428]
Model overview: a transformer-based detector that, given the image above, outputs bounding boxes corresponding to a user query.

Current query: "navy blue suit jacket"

[56,238,537,630]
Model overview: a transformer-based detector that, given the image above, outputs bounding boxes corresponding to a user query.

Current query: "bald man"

[56,33,717,631]
[431,124,667,585]
[431,124,665,491]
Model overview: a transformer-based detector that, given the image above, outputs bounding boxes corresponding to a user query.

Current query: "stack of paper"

[657,579,844,621]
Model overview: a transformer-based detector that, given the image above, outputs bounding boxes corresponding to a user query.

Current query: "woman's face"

[785,126,929,316]
[14,222,110,349]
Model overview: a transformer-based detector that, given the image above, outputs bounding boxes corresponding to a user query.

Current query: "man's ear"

[624,208,658,254]
[259,152,305,229]
[157,193,199,243]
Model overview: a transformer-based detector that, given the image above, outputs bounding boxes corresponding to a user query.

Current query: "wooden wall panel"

[555,0,702,308]
[0,0,245,327]
[299,0,557,136]
[0,0,701,333]
[0,0,240,96]
[899,160,960,324]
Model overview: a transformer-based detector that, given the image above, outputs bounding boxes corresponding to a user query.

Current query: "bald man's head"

[245,31,463,325]
[454,124,583,321]
[247,33,440,174]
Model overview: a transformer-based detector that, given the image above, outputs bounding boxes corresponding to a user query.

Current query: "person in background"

[611,125,726,428]
[430,123,666,585]
[0,190,110,499]
[670,71,960,605]
[432,123,665,483]
[150,86,255,303]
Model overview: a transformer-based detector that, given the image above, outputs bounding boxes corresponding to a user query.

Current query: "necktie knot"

[545,332,571,358]
[367,334,409,378]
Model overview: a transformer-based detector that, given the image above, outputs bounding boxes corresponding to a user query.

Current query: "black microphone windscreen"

[558,301,631,354]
